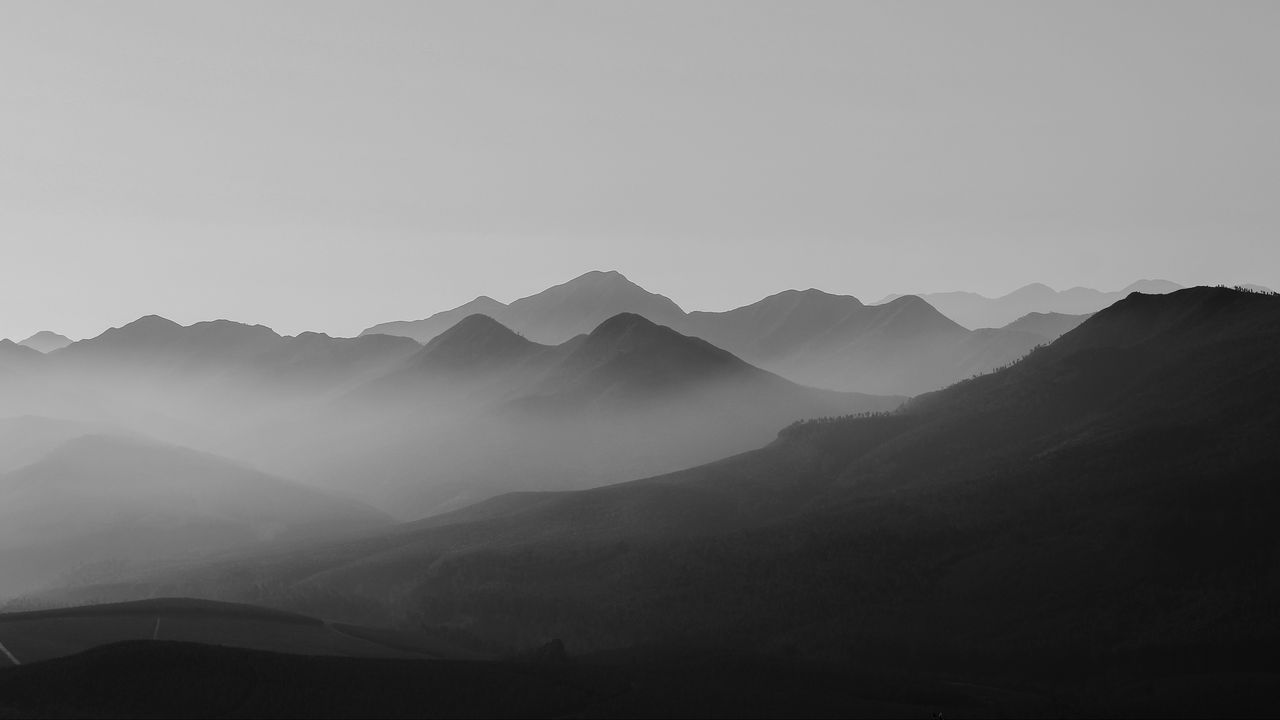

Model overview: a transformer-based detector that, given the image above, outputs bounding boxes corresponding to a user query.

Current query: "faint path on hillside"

[0,638,20,666]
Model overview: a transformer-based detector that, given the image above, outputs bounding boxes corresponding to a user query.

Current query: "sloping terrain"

[0,435,388,598]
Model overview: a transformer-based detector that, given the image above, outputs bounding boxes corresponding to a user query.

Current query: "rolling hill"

[878,279,1182,329]
[0,435,388,599]
[361,270,686,345]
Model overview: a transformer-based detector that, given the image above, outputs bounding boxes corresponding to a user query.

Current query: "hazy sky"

[2,1,1277,340]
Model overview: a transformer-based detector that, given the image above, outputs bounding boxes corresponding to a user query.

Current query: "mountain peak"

[1121,278,1182,295]
[123,314,182,331]
[415,314,542,370]
[18,331,73,353]
[548,270,644,295]
[589,312,658,338]
[571,269,627,282]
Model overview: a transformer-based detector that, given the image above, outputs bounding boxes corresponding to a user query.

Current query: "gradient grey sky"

[2,1,1277,340]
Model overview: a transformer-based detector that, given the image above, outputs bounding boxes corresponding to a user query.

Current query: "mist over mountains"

[362,270,1125,395]
[3,281,1279,716]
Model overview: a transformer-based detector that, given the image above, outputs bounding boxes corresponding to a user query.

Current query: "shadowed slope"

[16,332,72,354]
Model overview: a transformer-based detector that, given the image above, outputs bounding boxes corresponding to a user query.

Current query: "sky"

[1,1,1278,340]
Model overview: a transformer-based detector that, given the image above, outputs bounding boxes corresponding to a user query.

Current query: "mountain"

[878,279,1183,329]
[362,274,1048,395]
[360,271,686,345]
[411,314,549,374]
[16,331,72,353]
[57,317,419,381]
[501,270,687,344]
[526,312,779,406]
[91,287,1280,694]
[47,317,419,412]
[0,434,389,599]
[0,339,42,372]
[359,295,508,346]
[998,311,1090,342]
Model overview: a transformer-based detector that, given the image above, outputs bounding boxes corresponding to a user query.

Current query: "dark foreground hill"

[0,639,1055,719]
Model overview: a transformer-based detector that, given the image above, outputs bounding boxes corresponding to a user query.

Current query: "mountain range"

[877,279,1184,328]
[0,306,900,531]
[362,270,1096,395]
[16,331,72,353]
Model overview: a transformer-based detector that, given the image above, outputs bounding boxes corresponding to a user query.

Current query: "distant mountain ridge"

[876,279,1185,329]
[17,331,72,353]
[362,271,685,345]
[360,272,1064,395]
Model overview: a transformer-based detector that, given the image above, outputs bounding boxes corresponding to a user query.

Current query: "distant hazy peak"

[516,270,683,307]
[586,312,670,340]
[768,288,863,306]
[0,338,39,353]
[414,314,543,369]
[1122,278,1184,294]
[435,313,526,340]
[115,314,182,332]
[18,330,73,353]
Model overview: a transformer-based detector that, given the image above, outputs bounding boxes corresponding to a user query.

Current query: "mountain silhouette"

[526,312,766,404]
[361,271,686,345]
[16,331,72,353]
[686,292,1038,395]
[361,273,1048,395]
[413,314,548,373]
[360,295,508,345]
[501,271,687,344]
[877,279,1183,329]
[53,316,419,394]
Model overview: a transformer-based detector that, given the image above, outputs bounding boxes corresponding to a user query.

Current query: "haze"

[2,0,1279,341]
